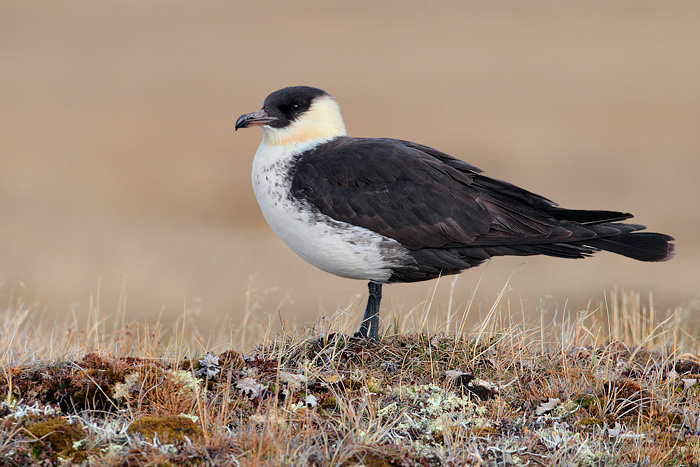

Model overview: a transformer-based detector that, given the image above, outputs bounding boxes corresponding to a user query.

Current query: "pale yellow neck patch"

[261,95,347,148]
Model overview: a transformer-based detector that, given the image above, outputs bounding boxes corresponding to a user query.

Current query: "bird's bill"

[235,109,277,130]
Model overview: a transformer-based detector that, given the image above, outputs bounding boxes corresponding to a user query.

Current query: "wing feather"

[290,137,609,250]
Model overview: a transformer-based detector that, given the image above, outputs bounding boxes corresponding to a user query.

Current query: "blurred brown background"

[1,1,699,341]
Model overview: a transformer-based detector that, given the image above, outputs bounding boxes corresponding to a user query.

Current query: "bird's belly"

[252,166,405,282]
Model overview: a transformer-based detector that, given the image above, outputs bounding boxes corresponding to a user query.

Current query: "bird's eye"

[291,103,301,112]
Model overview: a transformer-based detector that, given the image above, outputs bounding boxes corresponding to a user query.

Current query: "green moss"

[127,415,204,444]
[575,395,604,410]
[577,417,604,428]
[26,417,85,461]
[320,396,338,410]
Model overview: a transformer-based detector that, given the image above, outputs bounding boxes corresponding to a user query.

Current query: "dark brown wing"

[290,137,628,250]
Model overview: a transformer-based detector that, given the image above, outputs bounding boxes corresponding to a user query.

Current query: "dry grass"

[1,286,699,466]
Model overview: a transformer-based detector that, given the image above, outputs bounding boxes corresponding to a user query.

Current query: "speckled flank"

[251,138,411,283]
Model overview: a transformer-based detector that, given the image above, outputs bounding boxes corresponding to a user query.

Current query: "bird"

[235,86,675,341]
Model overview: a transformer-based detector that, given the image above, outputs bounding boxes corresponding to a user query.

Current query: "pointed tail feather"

[547,207,634,225]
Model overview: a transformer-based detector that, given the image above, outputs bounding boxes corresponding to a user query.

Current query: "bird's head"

[235,86,346,148]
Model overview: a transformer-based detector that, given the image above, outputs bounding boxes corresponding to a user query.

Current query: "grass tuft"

[0,287,698,465]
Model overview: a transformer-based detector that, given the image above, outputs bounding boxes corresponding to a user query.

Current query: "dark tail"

[547,207,675,262]
[586,231,675,262]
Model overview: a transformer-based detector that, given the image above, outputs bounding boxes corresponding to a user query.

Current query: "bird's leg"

[367,282,382,340]
[355,282,382,340]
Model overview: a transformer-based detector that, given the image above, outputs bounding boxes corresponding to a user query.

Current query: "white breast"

[251,139,408,283]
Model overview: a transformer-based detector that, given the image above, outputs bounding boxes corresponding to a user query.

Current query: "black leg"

[368,282,382,340]
[355,282,382,340]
